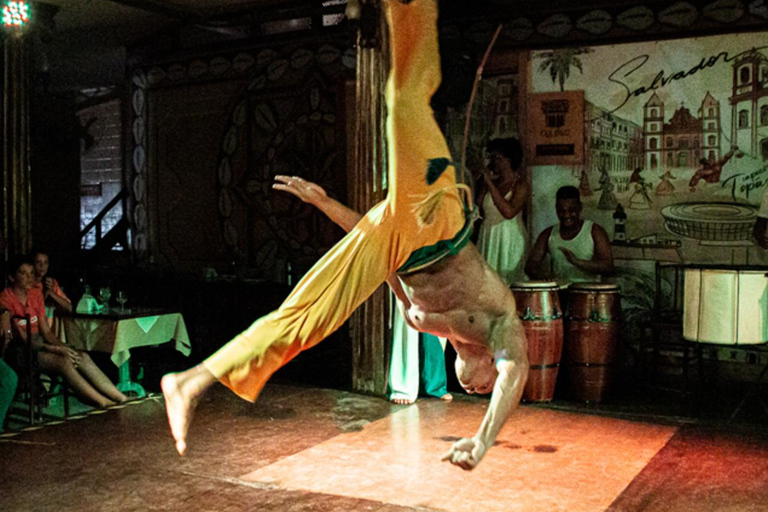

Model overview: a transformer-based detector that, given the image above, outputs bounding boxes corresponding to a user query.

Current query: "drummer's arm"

[561,224,614,275]
[525,227,553,280]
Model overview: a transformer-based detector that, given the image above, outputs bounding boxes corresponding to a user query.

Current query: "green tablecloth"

[61,313,191,367]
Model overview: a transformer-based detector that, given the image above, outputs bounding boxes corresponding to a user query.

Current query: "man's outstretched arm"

[525,227,553,280]
[442,311,528,470]
[273,175,411,307]
[273,175,361,232]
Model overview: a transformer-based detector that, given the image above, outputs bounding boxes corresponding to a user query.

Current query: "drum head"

[568,282,620,292]
[510,280,559,290]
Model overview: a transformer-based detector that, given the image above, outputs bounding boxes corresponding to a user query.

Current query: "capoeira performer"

[162,0,528,471]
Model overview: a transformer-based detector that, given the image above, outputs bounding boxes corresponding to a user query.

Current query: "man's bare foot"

[161,366,216,455]
[161,373,195,455]
[390,397,415,405]
[440,393,453,402]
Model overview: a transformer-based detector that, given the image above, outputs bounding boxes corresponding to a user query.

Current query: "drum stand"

[638,262,699,395]
[727,348,768,424]
[640,324,699,395]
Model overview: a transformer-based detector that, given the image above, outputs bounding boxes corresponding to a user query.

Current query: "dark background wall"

[30,92,81,268]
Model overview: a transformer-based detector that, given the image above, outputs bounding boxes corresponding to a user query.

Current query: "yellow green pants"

[204,0,463,401]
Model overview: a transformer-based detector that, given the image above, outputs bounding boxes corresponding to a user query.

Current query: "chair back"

[7,313,69,425]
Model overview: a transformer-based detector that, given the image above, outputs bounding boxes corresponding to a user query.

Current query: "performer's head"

[455,351,498,395]
[486,137,523,173]
[555,186,582,230]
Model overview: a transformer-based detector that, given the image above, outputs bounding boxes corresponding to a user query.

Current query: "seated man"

[525,185,614,286]
[162,0,528,471]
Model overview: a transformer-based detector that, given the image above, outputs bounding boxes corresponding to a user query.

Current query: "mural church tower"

[643,93,664,171]
[700,92,721,163]
[729,49,768,160]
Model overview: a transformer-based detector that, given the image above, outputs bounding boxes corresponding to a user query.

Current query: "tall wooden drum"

[565,283,621,403]
[510,281,563,402]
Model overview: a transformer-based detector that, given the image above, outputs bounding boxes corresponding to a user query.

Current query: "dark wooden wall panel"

[148,81,245,272]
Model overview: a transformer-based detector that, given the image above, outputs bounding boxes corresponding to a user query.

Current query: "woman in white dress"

[475,137,529,285]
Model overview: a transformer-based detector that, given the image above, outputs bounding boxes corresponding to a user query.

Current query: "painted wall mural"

[529,32,768,344]
[443,74,520,179]
[530,32,768,267]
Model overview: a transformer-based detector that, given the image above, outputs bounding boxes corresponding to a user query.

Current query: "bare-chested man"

[161,0,528,471]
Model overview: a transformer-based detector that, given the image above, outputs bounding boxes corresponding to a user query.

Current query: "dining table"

[59,308,191,398]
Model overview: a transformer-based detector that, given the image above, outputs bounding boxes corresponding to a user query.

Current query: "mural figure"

[597,167,618,210]
[688,146,739,192]
[579,169,593,197]
[628,167,652,210]
[655,170,676,196]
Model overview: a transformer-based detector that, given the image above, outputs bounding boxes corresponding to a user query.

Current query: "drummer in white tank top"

[548,219,596,284]
[525,186,614,286]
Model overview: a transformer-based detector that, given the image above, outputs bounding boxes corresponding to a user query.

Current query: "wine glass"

[116,291,128,313]
[99,287,112,312]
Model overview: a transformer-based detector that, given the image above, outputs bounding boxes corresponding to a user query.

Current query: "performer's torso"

[399,243,512,355]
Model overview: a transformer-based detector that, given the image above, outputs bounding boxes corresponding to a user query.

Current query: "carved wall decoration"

[751,0,768,18]
[504,18,534,41]
[130,71,149,260]
[129,39,354,274]
[538,14,573,39]
[658,3,699,27]
[703,0,745,24]
[576,10,613,35]
[616,6,655,31]
[448,1,767,48]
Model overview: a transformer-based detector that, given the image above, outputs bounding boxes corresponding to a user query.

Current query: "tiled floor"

[242,403,675,512]
[1,384,767,512]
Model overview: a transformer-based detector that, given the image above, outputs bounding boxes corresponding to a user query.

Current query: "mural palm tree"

[536,48,592,92]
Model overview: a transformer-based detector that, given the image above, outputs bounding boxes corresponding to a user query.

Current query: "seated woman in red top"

[0,254,127,408]
[31,249,72,320]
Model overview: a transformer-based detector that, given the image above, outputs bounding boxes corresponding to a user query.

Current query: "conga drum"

[565,283,621,403]
[510,281,563,402]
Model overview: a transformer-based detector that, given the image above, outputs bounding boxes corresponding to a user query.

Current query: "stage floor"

[2,384,768,512]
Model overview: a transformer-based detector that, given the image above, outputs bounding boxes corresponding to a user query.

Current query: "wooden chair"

[7,314,70,425]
